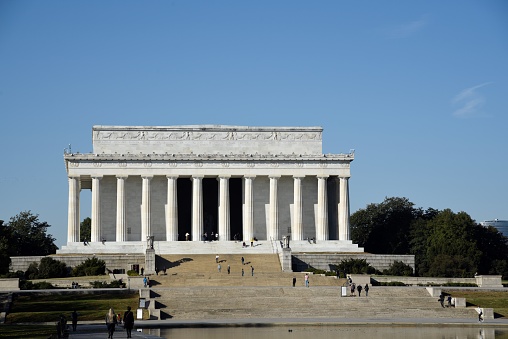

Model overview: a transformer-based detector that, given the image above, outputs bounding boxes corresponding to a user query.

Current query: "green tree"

[37,257,68,278]
[0,220,12,274]
[80,217,91,242]
[422,209,481,277]
[351,197,421,254]
[7,211,58,256]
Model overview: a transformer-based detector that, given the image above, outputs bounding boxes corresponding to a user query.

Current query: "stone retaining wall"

[292,253,415,272]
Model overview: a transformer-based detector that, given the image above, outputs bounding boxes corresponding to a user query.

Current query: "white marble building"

[60,125,358,254]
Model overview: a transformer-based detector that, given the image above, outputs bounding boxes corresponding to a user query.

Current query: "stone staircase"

[145,254,477,320]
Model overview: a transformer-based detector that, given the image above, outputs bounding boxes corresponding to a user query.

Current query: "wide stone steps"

[149,286,476,320]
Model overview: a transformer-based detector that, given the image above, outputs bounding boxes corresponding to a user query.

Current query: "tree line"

[351,197,508,278]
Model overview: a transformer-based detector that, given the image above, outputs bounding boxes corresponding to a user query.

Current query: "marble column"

[268,175,280,240]
[316,176,329,241]
[166,176,179,241]
[116,176,128,242]
[141,176,153,241]
[339,176,350,241]
[243,176,255,242]
[218,176,231,241]
[67,176,80,243]
[292,176,304,240]
[91,176,102,242]
[192,176,203,241]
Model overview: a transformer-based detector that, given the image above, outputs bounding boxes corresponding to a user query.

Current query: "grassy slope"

[444,290,508,318]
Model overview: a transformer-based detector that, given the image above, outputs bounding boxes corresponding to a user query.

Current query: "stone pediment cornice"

[64,152,354,162]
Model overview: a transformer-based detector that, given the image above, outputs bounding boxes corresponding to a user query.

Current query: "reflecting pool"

[142,326,508,339]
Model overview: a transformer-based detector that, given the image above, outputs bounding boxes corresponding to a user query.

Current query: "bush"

[90,280,126,288]
[337,258,377,275]
[372,281,406,286]
[72,257,106,277]
[20,280,55,290]
[383,261,414,276]
[127,270,139,276]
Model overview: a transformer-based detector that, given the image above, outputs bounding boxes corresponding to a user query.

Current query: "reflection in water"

[143,326,508,339]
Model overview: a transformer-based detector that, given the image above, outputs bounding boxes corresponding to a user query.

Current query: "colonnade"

[67,174,350,244]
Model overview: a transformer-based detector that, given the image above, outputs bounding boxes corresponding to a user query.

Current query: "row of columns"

[67,175,350,243]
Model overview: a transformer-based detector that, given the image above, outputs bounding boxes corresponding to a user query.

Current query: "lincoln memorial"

[58,125,365,257]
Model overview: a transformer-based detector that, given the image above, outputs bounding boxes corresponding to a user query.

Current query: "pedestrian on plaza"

[357,284,363,297]
[447,295,452,308]
[292,277,297,287]
[140,267,144,276]
[215,255,219,263]
[143,276,147,288]
[336,270,340,279]
[251,266,254,276]
[123,306,135,338]
[304,273,309,287]
[218,263,221,273]
[71,310,78,331]
[105,308,117,339]
[477,306,484,322]
[241,257,245,265]
[438,293,445,308]
[364,284,369,296]
[227,265,230,274]
[242,268,244,276]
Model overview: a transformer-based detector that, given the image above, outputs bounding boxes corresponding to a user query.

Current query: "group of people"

[438,293,454,308]
[67,306,135,338]
[203,232,219,242]
[349,281,369,297]
[105,306,135,338]
[215,255,254,276]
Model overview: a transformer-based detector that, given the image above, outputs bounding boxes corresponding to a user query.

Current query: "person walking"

[357,284,363,297]
[292,277,297,287]
[105,308,117,339]
[241,256,245,265]
[242,268,244,276]
[251,266,254,276]
[215,255,219,263]
[227,265,230,274]
[438,293,445,308]
[364,284,369,296]
[218,263,222,273]
[304,273,309,287]
[71,310,78,331]
[123,306,135,338]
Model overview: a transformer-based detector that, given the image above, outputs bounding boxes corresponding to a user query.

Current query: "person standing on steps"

[218,263,221,273]
[241,256,245,265]
[227,265,230,274]
[242,268,244,276]
[292,277,297,287]
[251,266,254,276]
[123,306,134,338]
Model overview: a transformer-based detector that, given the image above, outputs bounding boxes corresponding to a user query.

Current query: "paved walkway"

[68,317,508,339]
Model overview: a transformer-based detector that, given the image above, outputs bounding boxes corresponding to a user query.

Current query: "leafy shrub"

[127,270,139,276]
[337,258,377,274]
[20,280,55,290]
[383,261,414,276]
[72,257,106,277]
[90,280,125,288]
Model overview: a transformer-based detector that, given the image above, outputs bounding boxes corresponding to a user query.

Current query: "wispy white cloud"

[451,83,492,118]
[386,16,427,39]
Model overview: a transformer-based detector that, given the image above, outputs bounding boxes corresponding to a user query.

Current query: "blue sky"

[1,1,507,248]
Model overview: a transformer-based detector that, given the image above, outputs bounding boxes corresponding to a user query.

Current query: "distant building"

[480,219,508,238]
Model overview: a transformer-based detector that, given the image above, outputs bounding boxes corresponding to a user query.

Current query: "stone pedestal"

[145,249,156,275]
[281,247,292,272]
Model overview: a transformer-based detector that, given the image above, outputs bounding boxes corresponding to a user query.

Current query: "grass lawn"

[6,292,139,323]
[0,325,56,339]
[444,289,508,318]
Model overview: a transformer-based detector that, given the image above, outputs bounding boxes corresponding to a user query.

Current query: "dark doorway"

[230,178,243,240]
[203,178,218,237]
[177,178,191,241]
